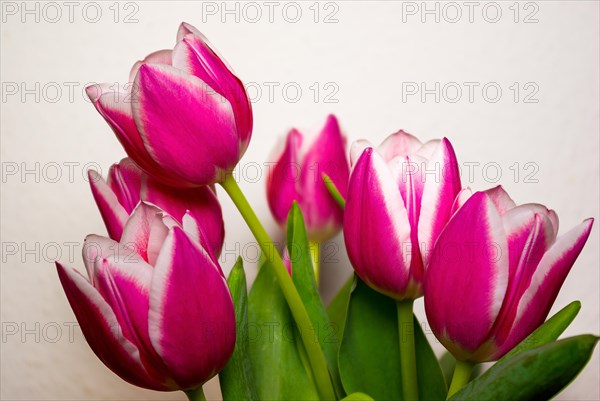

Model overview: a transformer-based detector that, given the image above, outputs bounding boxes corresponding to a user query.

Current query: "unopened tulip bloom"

[88,158,224,257]
[86,22,252,186]
[424,186,594,362]
[344,130,461,300]
[56,203,235,392]
[266,115,349,242]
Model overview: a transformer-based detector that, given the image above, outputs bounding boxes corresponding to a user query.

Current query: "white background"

[1,1,598,400]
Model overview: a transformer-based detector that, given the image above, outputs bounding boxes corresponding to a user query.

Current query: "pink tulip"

[344,130,461,300]
[88,158,224,258]
[56,203,235,391]
[424,186,594,362]
[86,22,252,186]
[266,115,349,242]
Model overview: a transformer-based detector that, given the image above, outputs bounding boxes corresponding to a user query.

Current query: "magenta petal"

[129,49,173,84]
[107,158,143,214]
[88,170,129,241]
[120,203,169,265]
[266,129,302,225]
[82,234,121,285]
[496,218,594,357]
[132,64,239,185]
[486,186,517,215]
[142,174,225,257]
[424,191,509,356]
[148,227,235,389]
[344,148,413,300]
[451,187,473,215]
[173,33,252,149]
[418,138,462,266]
[377,130,423,162]
[56,263,168,390]
[300,115,349,241]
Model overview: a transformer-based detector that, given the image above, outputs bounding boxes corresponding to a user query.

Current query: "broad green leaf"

[286,203,343,396]
[326,274,354,343]
[220,258,258,401]
[339,278,447,400]
[501,300,581,361]
[247,259,319,400]
[449,335,599,401]
[322,173,346,208]
[341,392,375,401]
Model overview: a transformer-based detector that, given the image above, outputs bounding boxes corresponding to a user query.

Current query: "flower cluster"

[56,22,596,401]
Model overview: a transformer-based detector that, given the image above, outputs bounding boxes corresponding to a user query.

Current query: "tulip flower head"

[344,130,461,300]
[86,22,252,186]
[424,186,594,362]
[266,115,349,242]
[88,158,224,257]
[56,203,235,391]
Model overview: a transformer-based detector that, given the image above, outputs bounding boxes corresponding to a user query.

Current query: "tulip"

[424,186,594,363]
[344,130,461,300]
[56,203,236,393]
[86,22,252,186]
[88,158,224,257]
[266,115,349,242]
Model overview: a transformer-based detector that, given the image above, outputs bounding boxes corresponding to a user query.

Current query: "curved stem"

[184,387,207,401]
[397,300,419,401]
[220,174,336,400]
[309,241,320,286]
[447,359,474,399]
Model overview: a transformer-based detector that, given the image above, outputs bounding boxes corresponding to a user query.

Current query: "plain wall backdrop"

[1,1,599,400]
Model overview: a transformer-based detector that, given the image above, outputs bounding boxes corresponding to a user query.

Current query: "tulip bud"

[424,186,594,362]
[266,115,349,242]
[86,22,252,186]
[56,203,236,390]
[88,158,224,258]
[344,131,461,300]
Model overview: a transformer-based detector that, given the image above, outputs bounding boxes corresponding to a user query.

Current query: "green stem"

[397,300,419,401]
[309,241,320,286]
[446,359,474,400]
[220,174,336,401]
[184,387,207,401]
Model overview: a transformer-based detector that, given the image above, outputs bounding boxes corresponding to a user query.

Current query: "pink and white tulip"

[344,130,461,300]
[86,22,252,186]
[88,158,224,257]
[56,203,235,391]
[424,186,594,362]
[266,115,349,242]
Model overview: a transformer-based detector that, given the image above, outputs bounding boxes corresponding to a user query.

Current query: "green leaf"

[501,300,581,361]
[449,335,599,401]
[286,203,344,397]
[219,258,258,401]
[323,173,346,208]
[326,274,354,343]
[339,278,447,400]
[247,259,319,400]
[340,392,375,401]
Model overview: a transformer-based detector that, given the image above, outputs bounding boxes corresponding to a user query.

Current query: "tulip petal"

[498,218,594,357]
[266,129,302,224]
[88,170,129,241]
[148,227,236,389]
[450,187,473,215]
[344,149,414,300]
[56,263,167,390]
[133,63,239,185]
[300,115,349,241]
[486,185,516,215]
[350,139,373,166]
[173,33,252,148]
[120,203,169,265]
[424,191,509,356]
[82,234,120,285]
[142,175,224,257]
[377,130,423,162]
[129,49,173,84]
[418,138,462,266]
[107,158,143,214]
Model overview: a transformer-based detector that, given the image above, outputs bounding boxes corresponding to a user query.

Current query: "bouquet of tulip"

[57,23,598,401]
